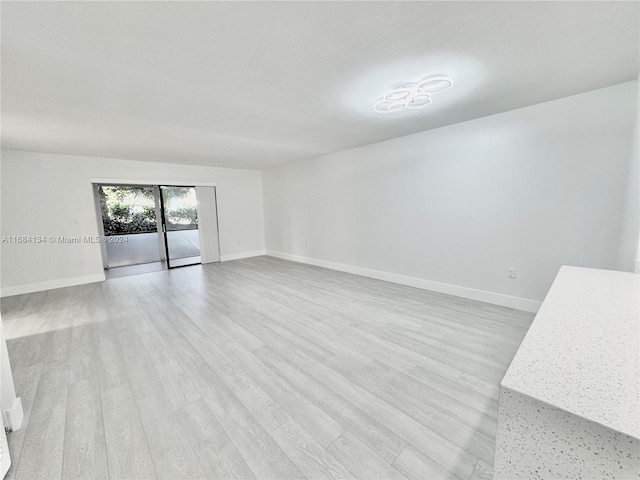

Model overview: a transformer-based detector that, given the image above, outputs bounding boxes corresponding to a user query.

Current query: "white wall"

[617,83,640,273]
[0,150,265,296]
[263,81,638,311]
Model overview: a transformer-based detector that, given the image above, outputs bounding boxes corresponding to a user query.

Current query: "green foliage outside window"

[166,207,198,230]
[100,186,197,235]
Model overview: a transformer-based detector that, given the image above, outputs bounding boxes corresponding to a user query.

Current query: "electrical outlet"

[288,241,292,247]
[305,242,309,248]
[80,259,85,265]
[507,268,516,279]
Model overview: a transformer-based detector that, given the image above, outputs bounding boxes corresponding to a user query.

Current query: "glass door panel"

[98,185,163,268]
[159,186,201,268]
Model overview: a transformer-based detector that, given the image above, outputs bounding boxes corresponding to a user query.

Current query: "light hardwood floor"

[1,256,534,480]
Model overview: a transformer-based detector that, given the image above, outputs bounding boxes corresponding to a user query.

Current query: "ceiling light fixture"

[374,76,453,114]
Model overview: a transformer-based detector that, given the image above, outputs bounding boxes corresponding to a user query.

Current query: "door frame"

[90,179,217,272]
[93,183,165,270]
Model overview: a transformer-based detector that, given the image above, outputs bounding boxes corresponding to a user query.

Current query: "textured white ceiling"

[1,1,638,170]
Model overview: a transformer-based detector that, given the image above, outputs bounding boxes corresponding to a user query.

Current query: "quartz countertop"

[501,266,639,439]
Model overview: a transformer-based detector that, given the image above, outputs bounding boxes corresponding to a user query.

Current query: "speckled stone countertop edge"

[498,384,640,442]
[499,265,639,439]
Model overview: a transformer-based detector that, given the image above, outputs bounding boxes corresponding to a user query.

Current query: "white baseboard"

[0,273,106,297]
[220,250,266,262]
[3,397,23,431]
[266,250,541,313]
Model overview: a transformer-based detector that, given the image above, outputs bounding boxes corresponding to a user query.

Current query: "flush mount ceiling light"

[374,76,453,114]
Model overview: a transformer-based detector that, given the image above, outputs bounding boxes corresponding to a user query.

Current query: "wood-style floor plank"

[136,392,205,480]
[270,419,356,480]
[392,444,462,480]
[176,398,256,480]
[175,307,345,448]
[327,432,409,480]
[351,361,496,466]
[2,256,534,479]
[254,341,479,479]
[200,373,306,480]
[469,459,494,480]
[14,364,69,480]
[101,382,157,480]
[4,364,43,480]
[62,376,109,480]
[254,345,409,464]
[137,327,201,410]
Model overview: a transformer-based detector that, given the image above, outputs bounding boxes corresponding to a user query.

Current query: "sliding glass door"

[98,185,164,268]
[95,182,217,274]
[159,186,201,268]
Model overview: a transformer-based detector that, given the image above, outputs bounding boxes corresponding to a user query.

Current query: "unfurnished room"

[0,2,638,479]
